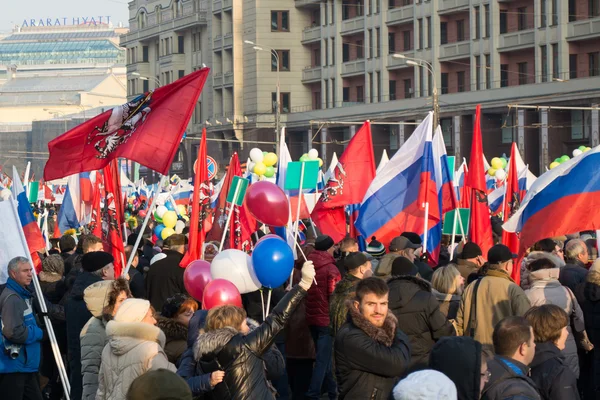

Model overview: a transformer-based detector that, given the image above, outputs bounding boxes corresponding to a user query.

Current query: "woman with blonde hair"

[431,264,465,320]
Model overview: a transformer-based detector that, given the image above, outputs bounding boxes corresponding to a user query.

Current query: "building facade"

[122,0,600,179]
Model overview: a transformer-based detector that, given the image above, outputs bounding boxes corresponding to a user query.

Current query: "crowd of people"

[3,223,600,400]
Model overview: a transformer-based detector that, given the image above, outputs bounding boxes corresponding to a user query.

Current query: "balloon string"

[266,289,272,318]
[260,289,266,321]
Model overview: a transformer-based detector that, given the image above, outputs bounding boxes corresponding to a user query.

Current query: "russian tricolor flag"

[80,172,94,203]
[488,186,505,216]
[57,173,85,234]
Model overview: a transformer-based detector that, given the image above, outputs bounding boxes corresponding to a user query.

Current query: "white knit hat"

[150,253,167,265]
[114,298,151,323]
[393,370,457,400]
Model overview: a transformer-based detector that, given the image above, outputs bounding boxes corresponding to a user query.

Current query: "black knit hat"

[401,232,423,246]
[127,369,192,400]
[460,242,483,260]
[161,293,191,318]
[391,256,418,276]
[82,251,114,273]
[344,252,369,271]
[366,236,386,258]
[315,235,334,251]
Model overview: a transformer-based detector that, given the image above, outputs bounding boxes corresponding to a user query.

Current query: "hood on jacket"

[84,280,113,318]
[193,318,260,361]
[105,320,166,356]
[528,268,561,283]
[429,336,482,400]
[156,316,188,342]
[70,271,103,301]
[345,299,398,346]
[308,250,336,269]
[585,271,600,302]
[186,309,208,347]
[387,275,431,309]
[431,289,461,304]
[524,251,565,269]
[530,342,563,369]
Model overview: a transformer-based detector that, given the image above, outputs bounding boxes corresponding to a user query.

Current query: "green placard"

[284,161,320,190]
[28,182,39,203]
[446,156,455,182]
[226,176,249,206]
[442,208,470,235]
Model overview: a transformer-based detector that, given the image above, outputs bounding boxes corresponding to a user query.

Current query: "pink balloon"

[202,279,243,310]
[184,260,212,302]
[258,234,285,243]
[138,209,147,218]
[244,181,290,227]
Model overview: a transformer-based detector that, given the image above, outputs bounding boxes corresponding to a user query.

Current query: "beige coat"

[456,269,531,348]
[96,321,176,400]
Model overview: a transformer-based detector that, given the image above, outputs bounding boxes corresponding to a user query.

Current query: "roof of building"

[0,39,123,65]
[0,74,108,93]
[3,31,119,41]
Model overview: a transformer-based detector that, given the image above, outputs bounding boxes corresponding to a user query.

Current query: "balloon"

[579,145,587,151]
[184,260,213,302]
[263,152,278,167]
[177,204,188,215]
[500,158,508,169]
[156,205,168,218]
[154,224,165,238]
[249,148,264,163]
[162,211,178,229]
[125,212,131,219]
[299,154,309,162]
[244,181,290,226]
[487,167,497,177]
[175,220,186,234]
[559,155,570,163]
[573,149,583,157]
[308,149,319,159]
[317,157,323,167]
[202,279,243,309]
[584,147,592,152]
[549,161,560,169]
[258,234,285,244]
[253,162,267,176]
[252,238,295,288]
[210,249,261,294]
[138,209,147,218]
[554,158,561,163]
[491,157,503,169]
[153,212,163,224]
[161,227,175,240]
[0,189,11,201]
[264,166,275,178]
[247,161,255,173]
[494,169,506,180]
[165,201,175,211]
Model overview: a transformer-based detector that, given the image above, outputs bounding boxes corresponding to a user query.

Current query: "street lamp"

[245,40,281,155]
[393,53,439,130]
[130,72,162,89]
[43,109,68,132]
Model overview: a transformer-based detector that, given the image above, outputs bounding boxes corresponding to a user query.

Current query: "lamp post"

[130,72,162,90]
[43,109,68,132]
[245,40,281,155]
[393,54,439,130]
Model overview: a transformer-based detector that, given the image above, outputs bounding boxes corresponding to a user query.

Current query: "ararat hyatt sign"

[21,16,112,28]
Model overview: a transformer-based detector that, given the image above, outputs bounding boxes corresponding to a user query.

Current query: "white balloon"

[308,148,319,159]
[210,249,261,294]
[156,205,168,218]
[249,148,264,163]
[175,220,186,234]
[494,169,506,180]
[573,149,583,157]
[247,161,255,173]
[0,189,11,201]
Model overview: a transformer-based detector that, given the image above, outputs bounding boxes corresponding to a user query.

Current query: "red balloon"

[184,260,213,302]
[258,234,285,243]
[244,181,290,227]
[138,209,147,218]
[202,279,243,310]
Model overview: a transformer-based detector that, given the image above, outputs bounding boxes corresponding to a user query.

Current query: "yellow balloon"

[491,157,503,169]
[161,227,175,240]
[549,161,560,169]
[177,204,188,215]
[254,161,267,176]
[263,152,278,167]
[487,167,497,177]
[317,157,323,167]
[162,210,178,229]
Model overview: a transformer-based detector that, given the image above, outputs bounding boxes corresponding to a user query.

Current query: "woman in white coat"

[96,298,176,400]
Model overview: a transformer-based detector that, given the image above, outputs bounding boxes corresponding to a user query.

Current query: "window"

[368,29,373,59]
[589,52,600,76]
[457,20,465,41]
[143,79,149,93]
[155,43,159,60]
[518,8,527,30]
[475,55,481,90]
[569,54,578,79]
[324,2,328,25]
[541,0,547,27]
[142,46,149,62]
[332,78,336,106]
[193,33,197,52]
[179,70,185,79]
[518,62,528,85]
[272,92,290,113]
[313,91,321,109]
[591,0,600,17]
[485,54,491,89]
[569,0,576,22]
[313,48,321,67]
[427,17,432,48]
[428,73,432,96]
[377,72,382,102]
[193,101,202,124]
[375,0,380,13]
[331,38,335,64]
[571,110,585,140]
[356,40,363,58]
[357,86,364,102]
[178,36,184,53]
[484,5,490,38]
[388,32,396,54]
[501,64,509,87]
[404,79,412,98]
[326,82,330,108]
[271,11,289,32]
[457,71,465,92]
[343,87,350,102]
[403,31,411,51]
[441,118,453,145]
[375,28,380,57]
[389,80,397,100]
[474,7,480,39]
[369,73,374,102]
[343,42,350,62]
[541,45,548,82]
[500,10,507,34]
[552,0,558,25]
[272,50,290,71]
[441,72,449,94]
[420,66,425,97]
[552,44,559,79]
[418,19,423,49]
[440,22,448,44]
[325,39,329,65]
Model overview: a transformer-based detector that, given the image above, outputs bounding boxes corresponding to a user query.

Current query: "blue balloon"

[154,224,165,238]
[165,201,176,211]
[252,238,294,288]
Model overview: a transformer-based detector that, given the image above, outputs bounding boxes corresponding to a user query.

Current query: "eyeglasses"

[481,370,491,382]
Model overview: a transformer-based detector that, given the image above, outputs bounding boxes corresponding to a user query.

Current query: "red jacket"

[305,250,341,327]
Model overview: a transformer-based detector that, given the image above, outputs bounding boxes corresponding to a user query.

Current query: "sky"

[0,0,131,33]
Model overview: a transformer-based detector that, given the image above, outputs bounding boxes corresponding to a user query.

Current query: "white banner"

[0,199,30,284]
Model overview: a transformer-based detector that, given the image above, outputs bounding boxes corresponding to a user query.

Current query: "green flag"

[284,161,320,190]
[226,176,249,206]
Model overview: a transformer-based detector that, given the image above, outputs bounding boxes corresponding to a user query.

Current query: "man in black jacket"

[146,234,188,310]
[335,277,411,400]
[561,239,589,293]
[482,316,541,400]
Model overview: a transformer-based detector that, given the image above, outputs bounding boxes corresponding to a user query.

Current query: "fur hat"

[82,251,114,273]
[114,299,151,323]
[392,370,457,400]
[315,235,334,251]
[40,254,64,282]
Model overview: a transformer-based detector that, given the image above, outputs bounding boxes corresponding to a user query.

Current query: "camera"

[5,344,20,359]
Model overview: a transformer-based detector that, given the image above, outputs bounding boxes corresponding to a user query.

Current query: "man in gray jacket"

[374,237,420,280]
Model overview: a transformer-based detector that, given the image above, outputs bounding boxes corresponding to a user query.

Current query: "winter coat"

[456,258,480,280]
[0,278,44,373]
[432,289,461,321]
[387,275,455,372]
[39,276,68,376]
[373,253,399,280]
[482,356,541,400]
[329,274,361,336]
[127,267,145,299]
[40,278,67,305]
[65,250,84,290]
[560,261,588,294]
[525,268,584,377]
[415,260,434,282]
[285,267,316,360]
[334,301,411,399]
[456,269,531,349]
[145,250,186,311]
[193,285,306,400]
[241,288,286,344]
[582,271,600,397]
[96,321,176,400]
[305,250,341,327]
[520,251,565,290]
[529,342,580,400]
[156,316,188,365]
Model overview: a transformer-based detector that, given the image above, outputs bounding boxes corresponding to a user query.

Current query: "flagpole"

[219,179,241,252]
[292,163,306,257]
[450,209,458,250]
[457,209,467,242]
[422,202,429,257]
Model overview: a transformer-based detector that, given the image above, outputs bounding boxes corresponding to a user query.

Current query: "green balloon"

[500,158,508,168]
[559,155,570,163]
[262,151,268,156]
[579,145,587,151]
[554,158,561,163]
[264,166,275,178]
[299,154,309,162]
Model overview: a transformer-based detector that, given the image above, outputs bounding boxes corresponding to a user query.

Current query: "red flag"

[460,163,472,209]
[289,195,310,222]
[312,121,376,243]
[502,143,522,282]
[102,160,125,276]
[181,129,208,266]
[44,69,210,181]
[89,172,103,239]
[466,105,494,258]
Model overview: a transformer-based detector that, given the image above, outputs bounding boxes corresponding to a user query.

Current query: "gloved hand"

[299,261,316,291]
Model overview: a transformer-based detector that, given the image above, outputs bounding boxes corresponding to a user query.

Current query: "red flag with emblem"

[102,160,125,276]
